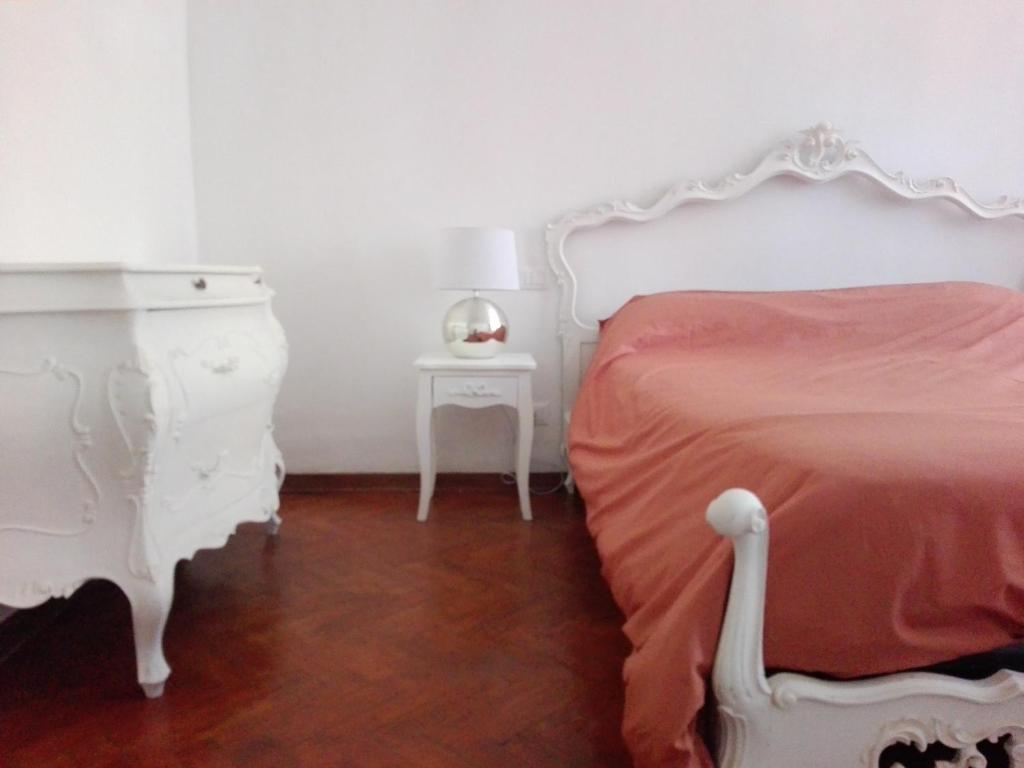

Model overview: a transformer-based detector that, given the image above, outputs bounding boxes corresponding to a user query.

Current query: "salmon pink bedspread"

[568,282,1024,768]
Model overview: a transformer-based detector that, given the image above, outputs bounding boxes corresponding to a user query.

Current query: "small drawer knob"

[192,278,207,291]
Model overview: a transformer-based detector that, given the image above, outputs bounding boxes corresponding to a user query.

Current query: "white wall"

[186,0,1024,473]
[0,0,197,263]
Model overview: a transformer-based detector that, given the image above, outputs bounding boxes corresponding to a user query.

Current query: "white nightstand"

[414,353,537,522]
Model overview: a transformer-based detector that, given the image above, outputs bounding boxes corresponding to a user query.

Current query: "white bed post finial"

[706,489,772,708]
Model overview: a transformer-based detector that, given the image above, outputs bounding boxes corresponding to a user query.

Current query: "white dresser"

[0,263,287,697]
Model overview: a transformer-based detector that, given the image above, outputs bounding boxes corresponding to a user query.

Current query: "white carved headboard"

[545,122,1024,453]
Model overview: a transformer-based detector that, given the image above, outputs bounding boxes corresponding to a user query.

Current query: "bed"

[546,124,1024,768]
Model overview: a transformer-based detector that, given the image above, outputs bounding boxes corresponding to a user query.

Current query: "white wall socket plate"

[519,267,548,290]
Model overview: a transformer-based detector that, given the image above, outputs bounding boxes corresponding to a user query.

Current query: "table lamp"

[436,227,520,358]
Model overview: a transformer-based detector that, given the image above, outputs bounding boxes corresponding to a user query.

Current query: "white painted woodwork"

[707,490,1024,768]
[414,354,536,522]
[546,125,1024,766]
[0,263,287,697]
[515,372,534,523]
[433,376,518,410]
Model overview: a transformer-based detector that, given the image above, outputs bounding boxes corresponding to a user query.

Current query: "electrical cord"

[499,404,569,495]
[500,470,568,495]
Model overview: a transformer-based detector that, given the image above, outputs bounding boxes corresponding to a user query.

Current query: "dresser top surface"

[0,262,259,275]
[0,262,271,314]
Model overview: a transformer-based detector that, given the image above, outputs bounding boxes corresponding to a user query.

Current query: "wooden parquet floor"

[0,482,632,768]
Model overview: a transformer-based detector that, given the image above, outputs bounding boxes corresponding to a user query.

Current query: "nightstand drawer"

[433,375,518,409]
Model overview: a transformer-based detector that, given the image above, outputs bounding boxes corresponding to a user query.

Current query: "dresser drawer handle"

[192,278,207,291]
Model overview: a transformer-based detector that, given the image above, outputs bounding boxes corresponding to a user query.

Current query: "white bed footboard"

[706,489,1024,768]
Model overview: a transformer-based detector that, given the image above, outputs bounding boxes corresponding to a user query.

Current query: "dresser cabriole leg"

[126,569,174,698]
[267,452,285,535]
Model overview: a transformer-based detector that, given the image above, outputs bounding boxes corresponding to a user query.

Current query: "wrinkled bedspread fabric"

[568,283,1024,768]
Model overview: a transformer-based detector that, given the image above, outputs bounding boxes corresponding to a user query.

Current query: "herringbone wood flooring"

[0,481,632,767]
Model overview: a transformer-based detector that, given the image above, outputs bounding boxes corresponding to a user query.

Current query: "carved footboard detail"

[873,720,1024,767]
[706,489,1024,768]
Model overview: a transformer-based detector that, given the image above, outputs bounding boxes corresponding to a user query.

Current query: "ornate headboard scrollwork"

[545,122,1024,466]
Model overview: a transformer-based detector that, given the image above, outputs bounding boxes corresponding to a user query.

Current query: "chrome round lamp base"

[442,294,509,358]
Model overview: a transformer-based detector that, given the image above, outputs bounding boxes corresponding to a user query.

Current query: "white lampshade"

[435,227,520,291]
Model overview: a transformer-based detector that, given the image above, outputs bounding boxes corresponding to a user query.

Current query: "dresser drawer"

[0,263,269,313]
[125,269,268,306]
[433,375,518,409]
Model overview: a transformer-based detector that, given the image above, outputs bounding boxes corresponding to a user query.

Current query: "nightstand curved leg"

[517,378,534,521]
[417,375,435,521]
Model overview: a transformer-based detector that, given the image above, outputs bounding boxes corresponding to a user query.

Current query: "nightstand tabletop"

[414,353,537,371]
